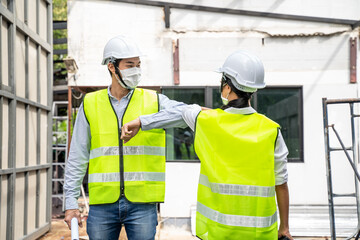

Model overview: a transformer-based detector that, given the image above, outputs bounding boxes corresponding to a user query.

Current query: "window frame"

[161,86,215,108]
[252,85,304,163]
[160,86,204,162]
[160,85,304,163]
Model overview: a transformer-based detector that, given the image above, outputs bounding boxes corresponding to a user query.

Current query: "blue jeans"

[86,197,158,240]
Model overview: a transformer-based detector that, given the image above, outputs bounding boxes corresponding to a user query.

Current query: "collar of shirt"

[224,107,257,115]
[107,84,133,101]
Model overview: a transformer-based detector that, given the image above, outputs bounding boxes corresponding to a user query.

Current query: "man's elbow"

[275,182,288,191]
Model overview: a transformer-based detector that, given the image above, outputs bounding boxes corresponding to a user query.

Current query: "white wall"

[68,1,172,86]
[289,84,358,205]
[67,0,358,87]
[68,0,360,216]
[148,0,360,20]
[161,163,200,217]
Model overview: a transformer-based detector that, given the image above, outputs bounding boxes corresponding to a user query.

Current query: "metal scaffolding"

[52,101,68,211]
[52,100,89,214]
[322,98,360,240]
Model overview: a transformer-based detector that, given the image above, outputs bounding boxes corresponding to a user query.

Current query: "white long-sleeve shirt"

[182,104,289,186]
[64,86,188,210]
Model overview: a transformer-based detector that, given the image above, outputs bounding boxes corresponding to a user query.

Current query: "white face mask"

[116,67,142,89]
[221,92,229,105]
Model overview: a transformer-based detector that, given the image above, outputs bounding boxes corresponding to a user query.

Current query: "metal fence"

[0,0,53,239]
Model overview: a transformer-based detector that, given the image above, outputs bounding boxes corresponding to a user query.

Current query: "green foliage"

[53,0,68,79]
[53,119,67,145]
[53,0,67,21]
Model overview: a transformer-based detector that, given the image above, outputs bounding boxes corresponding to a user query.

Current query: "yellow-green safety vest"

[194,109,280,240]
[83,88,166,204]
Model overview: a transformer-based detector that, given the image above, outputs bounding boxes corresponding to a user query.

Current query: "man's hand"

[121,118,141,143]
[64,209,82,230]
[278,227,293,240]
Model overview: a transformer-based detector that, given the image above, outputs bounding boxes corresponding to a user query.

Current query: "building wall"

[148,0,360,20]
[0,0,53,239]
[67,0,360,218]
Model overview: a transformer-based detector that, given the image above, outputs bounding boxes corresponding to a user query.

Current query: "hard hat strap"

[220,74,229,93]
[111,59,129,88]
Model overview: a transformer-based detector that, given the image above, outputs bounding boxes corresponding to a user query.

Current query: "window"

[252,87,303,162]
[162,86,303,162]
[161,88,205,161]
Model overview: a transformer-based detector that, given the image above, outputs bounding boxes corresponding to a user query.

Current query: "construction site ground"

[39,218,343,240]
[41,199,357,239]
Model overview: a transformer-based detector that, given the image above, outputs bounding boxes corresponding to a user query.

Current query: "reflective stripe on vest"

[83,88,166,205]
[199,174,275,198]
[89,172,165,183]
[197,202,277,228]
[90,146,166,160]
[195,109,280,239]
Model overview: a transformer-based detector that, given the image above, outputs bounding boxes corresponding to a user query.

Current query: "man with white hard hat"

[64,35,189,240]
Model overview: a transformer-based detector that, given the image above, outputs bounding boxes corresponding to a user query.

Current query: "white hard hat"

[217,50,265,93]
[101,35,143,65]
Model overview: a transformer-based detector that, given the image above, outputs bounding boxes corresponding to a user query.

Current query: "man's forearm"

[276,182,290,229]
[140,94,188,130]
[64,156,89,209]
[140,107,188,130]
[64,103,91,210]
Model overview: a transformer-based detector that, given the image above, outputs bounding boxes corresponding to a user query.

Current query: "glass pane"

[212,87,223,109]
[253,88,302,161]
[162,88,205,161]
[166,128,198,161]
[162,88,205,106]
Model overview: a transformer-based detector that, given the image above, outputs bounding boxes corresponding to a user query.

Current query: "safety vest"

[83,88,166,205]
[194,109,280,240]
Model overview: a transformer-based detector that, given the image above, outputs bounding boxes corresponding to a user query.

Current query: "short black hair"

[107,59,122,77]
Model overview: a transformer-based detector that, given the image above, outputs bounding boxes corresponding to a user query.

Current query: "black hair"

[107,59,122,77]
[221,75,253,110]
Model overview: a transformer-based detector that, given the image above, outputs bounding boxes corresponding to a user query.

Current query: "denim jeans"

[86,197,158,240]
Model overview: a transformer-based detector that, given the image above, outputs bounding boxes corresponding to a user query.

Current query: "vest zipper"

[120,92,134,196]
[119,129,125,196]
[108,92,134,198]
